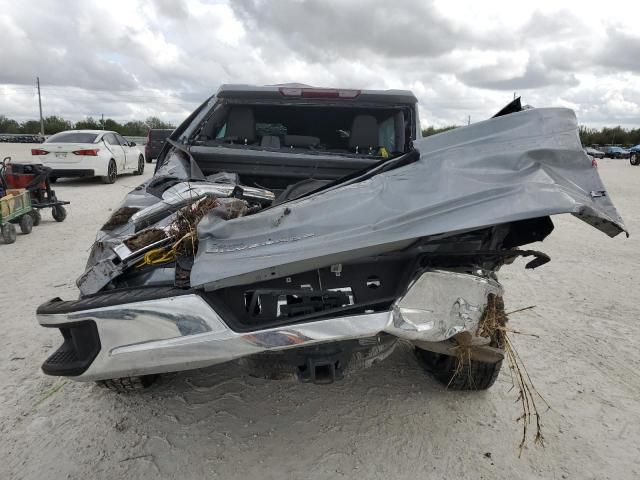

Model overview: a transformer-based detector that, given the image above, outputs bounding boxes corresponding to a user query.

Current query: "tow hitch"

[299,355,344,384]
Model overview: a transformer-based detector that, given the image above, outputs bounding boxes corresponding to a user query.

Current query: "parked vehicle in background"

[0,134,45,143]
[144,129,173,163]
[628,145,640,166]
[31,130,145,184]
[584,147,604,159]
[600,146,630,159]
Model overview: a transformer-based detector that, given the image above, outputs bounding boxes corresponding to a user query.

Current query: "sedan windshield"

[47,132,99,143]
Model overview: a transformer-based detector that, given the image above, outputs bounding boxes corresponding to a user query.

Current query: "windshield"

[47,132,99,144]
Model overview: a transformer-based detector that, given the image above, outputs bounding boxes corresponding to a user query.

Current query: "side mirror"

[129,142,136,146]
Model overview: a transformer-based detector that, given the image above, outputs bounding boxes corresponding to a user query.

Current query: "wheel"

[97,375,158,393]
[19,214,33,234]
[29,209,42,226]
[133,155,144,175]
[415,348,502,390]
[49,176,57,183]
[1,223,17,244]
[101,159,117,184]
[630,153,639,166]
[52,205,67,222]
[416,294,505,391]
[145,156,152,163]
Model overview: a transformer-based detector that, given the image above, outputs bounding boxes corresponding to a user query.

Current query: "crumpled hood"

[191,107,626,290]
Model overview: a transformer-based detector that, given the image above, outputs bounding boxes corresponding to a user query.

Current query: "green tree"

[0,115,20,133]
[20,120,42,134]
[145,116,174,130]
[75,117,101,130]
[421,125,458,137]
[121,120,148,136]
[43,116,71,134]
[103,118,122,132]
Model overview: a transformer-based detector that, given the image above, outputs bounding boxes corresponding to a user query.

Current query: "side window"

[115,134,128,146]
[215,123,227,139]
[104,134,118,146]
[378,116,395,153]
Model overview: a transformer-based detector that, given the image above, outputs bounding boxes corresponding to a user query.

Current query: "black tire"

[416,293,505,391]
[30,209,42,226]
[415,348,502,390]
[133,155,144,175]
[49,176,58,183]
[102,159,117,184]
[19,214,33,234]
[145,157,153,163]
[1,223,17,244]
[52,205,67,222]
[97,375,158,393]
[630,153,639,166]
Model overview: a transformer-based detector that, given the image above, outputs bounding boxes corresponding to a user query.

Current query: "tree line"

[0,115,175,137]
[422,125,640,147]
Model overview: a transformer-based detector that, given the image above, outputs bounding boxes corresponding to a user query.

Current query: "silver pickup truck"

[36,84,626,392]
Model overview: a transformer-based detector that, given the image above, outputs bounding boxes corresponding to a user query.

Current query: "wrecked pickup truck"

[36,84,626,392]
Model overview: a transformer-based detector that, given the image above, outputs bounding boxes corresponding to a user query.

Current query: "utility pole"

[101,113,104,130]
[513,91,516,100]
[36,77,44,136]
[468,115,471,125]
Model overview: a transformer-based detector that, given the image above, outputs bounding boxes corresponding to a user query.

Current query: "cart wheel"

[29,210,42,226]
[19,214,33,234]
[52,205,67,222]
[1,223,17,244]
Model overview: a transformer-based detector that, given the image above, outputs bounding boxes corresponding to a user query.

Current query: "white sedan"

[31,130,145,183]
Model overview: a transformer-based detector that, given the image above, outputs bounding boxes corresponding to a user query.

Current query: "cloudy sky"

[1,0,639,128]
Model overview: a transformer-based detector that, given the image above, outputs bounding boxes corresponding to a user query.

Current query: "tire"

[416,294,505,391]
[145,157,152,163]
[52,205,67,222]
[97,375,158,393]
[29,209,41,226]
[415,348,502,390]
[1,223,17,244]
[19,214,33,234]
[630,153,639,166]
[49,176,58,183]
[101,159,117,184]
[133,155,144,175]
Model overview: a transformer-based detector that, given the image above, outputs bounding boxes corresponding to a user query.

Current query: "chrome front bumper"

[37,270,502,381]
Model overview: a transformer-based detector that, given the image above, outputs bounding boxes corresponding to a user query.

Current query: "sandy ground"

[1,155,639,480]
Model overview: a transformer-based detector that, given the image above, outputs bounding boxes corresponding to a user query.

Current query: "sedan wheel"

[133,156,144,175]
[630,153,639,166]
[102,159,117,184]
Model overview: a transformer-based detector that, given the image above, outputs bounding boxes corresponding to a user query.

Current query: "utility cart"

[0,188,34,244]
[1,157,69,223]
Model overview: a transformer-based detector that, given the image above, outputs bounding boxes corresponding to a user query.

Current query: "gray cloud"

[232,0,471,61]
[459,56,579,90]
[0,0,638,127]
[596,28,640,73]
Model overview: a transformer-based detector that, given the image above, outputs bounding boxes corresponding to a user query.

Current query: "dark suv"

[144,129,173,163]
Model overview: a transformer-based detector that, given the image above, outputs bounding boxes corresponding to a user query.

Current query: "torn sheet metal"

[191,107,626,290]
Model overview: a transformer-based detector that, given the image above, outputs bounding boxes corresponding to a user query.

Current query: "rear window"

[47,132,98,144]
[149,130,173,140]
